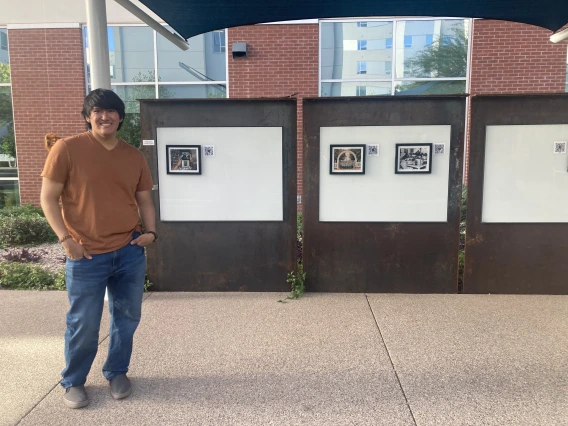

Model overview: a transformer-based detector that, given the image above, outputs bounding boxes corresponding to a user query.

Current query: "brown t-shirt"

[41,131,153,254]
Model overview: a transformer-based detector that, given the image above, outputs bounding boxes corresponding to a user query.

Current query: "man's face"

[86,107,123,138]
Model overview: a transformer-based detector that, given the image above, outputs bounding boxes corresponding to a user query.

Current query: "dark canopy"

[139,0,568,39]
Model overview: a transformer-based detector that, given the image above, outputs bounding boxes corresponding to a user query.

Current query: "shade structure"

[139,0,568,40]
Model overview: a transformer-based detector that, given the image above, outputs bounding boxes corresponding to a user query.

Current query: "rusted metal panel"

[303,96,466,293]
[465,94,568,294]
[139,99,297,291]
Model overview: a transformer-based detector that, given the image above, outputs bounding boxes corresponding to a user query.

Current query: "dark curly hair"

[81,88,126,131]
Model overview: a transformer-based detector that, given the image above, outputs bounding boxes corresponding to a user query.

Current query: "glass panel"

[394,80,466,95]
[0,28,9,83]
[0,168,17,178]
[112,84,155,114]
[0,86,15,166]
[157,28,226,82]
[321,82,391,97]
[112,85,157,148]
[0,179,19,208]
[395,19,468,79]
[158,84,227,99]
[320,22,393,80]
[86,26,155,84]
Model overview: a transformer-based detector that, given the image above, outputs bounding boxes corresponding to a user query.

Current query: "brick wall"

[10,28,86,206]
[228,24,320,209]
[464,20,568,181]
[470,20,566,94]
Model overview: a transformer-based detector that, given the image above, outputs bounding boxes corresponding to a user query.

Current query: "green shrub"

[0,215,57,247]
[457,250,465,293]
[0,204,45,218]
[0,261,66,290]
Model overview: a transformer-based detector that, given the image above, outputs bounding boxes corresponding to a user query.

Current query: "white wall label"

[143,140,155,146]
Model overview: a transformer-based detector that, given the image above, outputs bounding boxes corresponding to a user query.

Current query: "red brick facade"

[228,24,320,207]
[10,28,86,205]
[470,20,567,94]
[464,21,567,180]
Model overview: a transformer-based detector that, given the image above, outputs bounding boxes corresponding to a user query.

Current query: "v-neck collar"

[87,131,122,152]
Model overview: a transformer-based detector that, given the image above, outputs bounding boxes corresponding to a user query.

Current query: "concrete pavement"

[1,291,567,425]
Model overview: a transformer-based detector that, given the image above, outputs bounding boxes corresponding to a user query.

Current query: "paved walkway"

[1,291,567,425]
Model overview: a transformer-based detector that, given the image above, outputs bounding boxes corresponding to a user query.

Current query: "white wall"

[157,127,284,222]
[482,124,568,223]
[319,125,452,222]
[0,0,162,25]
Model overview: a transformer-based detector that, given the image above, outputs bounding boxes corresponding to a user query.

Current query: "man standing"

[41,89,157,409]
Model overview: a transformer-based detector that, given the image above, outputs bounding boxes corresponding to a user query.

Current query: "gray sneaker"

[63,385,89,409]
[109,374,132,400]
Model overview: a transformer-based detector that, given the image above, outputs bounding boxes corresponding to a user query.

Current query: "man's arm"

[132,190,156,247]
[40,177,91,259]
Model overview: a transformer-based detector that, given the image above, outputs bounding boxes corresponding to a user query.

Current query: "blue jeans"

[60,234,146,389]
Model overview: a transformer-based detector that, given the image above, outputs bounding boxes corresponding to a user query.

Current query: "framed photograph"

[330,144,365,174]
[166,145,201,174]
[553,141,566,154]
[395,143,432,174]
[367,144,379,156]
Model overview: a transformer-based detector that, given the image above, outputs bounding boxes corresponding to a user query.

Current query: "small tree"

[408,25,468,79]
[396,25,468,95]
[117,71,171,148]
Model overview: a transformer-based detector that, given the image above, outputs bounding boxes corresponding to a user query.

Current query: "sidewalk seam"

[14,291,155,425]
[365,294,418,426]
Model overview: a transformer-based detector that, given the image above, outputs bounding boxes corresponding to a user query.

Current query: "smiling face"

[86,107,123,139]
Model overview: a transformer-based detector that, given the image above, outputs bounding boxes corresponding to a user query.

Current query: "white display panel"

[320,126,452,222]
[482,125,568,223]
[157,127,283,221]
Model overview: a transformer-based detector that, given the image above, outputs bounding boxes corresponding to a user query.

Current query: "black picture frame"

[329,144,366,174]
[166,145,202,175]
[395,143,433,174]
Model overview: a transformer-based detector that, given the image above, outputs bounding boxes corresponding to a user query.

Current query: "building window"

[0,28,18,207]
[84,25,228,147]
[443,35,451,46]
[320,19,470,97]
[357,22,367,27]
[213,30,225,53]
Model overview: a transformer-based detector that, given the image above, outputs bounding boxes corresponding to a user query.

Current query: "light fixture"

[550,26,568,43]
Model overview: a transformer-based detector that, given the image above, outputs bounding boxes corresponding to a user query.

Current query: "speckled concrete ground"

[3,292,568,426]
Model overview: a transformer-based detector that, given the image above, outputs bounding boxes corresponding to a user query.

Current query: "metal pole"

[85,0,111,90]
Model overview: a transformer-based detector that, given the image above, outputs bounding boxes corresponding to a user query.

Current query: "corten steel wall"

[303,96,466,293]
[9,28,86,205]
[228,24,320,210]
[140,99,297,292]
[465,94,568,294]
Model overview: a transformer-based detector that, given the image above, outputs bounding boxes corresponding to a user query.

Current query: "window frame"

[82,23,230,99]
[319,17,471,97]
[0,28,19,206]
[357,61,367,75]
